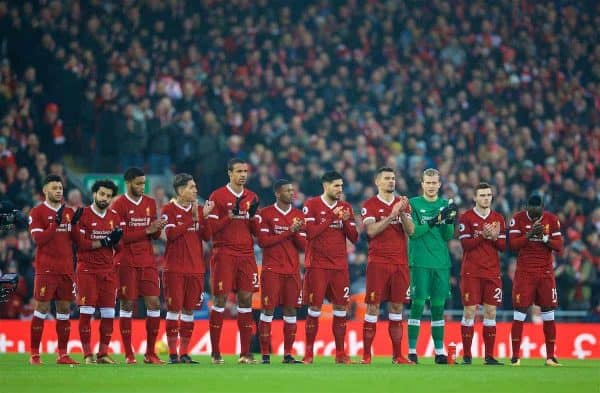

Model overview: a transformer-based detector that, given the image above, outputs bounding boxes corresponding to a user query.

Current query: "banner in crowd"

[0,320,598,359]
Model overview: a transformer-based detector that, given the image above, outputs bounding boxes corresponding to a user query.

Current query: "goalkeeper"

[407,168,457,364]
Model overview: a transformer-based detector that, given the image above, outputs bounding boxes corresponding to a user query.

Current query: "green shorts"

[409,266,450,301]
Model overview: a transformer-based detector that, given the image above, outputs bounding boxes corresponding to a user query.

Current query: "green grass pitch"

[1,354,598,393]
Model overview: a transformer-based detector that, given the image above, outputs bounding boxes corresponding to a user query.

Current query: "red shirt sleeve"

[29,207,58,246]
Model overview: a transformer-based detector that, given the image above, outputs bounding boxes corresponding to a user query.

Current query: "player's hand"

[333,206,344,219]
[248,197,259,218]
[426,214,441,227]
[55,204,65,225]
[290,217,303,233]
[390,202,403,218]
[100,227,123,247]
[440,202,458,224]
[340,208,351,221]
[71,207,83,225]
[203,201,215,218]
[526,221,544,239]
[146,218,167,234]
[191,200,199,221]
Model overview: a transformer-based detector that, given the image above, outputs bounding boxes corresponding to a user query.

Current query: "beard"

[95,199,109,210]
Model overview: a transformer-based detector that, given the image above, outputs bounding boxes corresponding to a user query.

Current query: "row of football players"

[28,159,563,366]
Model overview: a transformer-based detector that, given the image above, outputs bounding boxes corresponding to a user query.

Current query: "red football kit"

[207,185,260,295]
[112,194,161,300]
[361,195,411,305]
[509,210,563,308]
[256,204,306,309]
[72,206,121,308]
[161,201,210,310]
[302,196,358,307]
[29,202,76,302]
[458,208,506,306]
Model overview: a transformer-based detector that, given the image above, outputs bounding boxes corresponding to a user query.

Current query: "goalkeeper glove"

[440,202,458,224]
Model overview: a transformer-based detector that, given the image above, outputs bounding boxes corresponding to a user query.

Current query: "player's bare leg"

[209,294,227,364]
[361,304,379,364]
[281,306,302,364]
[55,300,79,365]
[333,304,352,364]
[30,300,50,365]
[119,299,136,364]
[510,307,528,366]
[482,304,503,365]
[460,305,476,365]
[259,308,274,364]
[237,291,257,364]
[143,296,164,364]
[178,310,198,364]
[540,307,560,366]
[388,302,412,364]
[303,306,321,364]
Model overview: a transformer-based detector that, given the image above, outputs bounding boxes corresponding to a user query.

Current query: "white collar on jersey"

[125,192,143,206]
[91,204,107,219]
[226,183,244,198]
[43,200,61,212]
[473,206,491,220]
[320,195,338,209]
[376,193,395,206]
[274,203,292,216]
[174,201,192,212]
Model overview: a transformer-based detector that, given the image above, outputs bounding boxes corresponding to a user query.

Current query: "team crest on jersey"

[122,286,127,295]
[509,218,516,227]
[66,213,70,222]
[263,296,269,306]
[146,207,150,216]
[459,223,465,232]
[39,286,46,297]
[464,292,469,302]
[545,224,549,234]
[218,281,223,291]
[80,296,86,305]
[109,220,114,229]
[515,293,520,304]
[369,292,376,301]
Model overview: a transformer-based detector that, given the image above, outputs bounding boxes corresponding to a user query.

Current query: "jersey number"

[343,286,350,299]
[493,288,502,302]
[252,273,259,286]
[552,288,558,303]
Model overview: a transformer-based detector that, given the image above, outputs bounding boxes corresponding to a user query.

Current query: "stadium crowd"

[0,0,598,319]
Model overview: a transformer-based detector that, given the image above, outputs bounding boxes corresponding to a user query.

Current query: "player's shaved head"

[526,193,544,220]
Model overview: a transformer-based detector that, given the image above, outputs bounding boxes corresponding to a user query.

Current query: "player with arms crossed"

[457,183,505,365]
[508,194,563,366]
[161,173,213,364]
[407,168,457,364]
[360,167,414,365]
[72,180,123,364]
[207,158,260,364]
[28,175,82,365]
[256,179,306,364]
[112,167,166,364]
[302,171,358,364]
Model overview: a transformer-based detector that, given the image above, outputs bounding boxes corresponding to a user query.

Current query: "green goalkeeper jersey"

[408,196,454,269]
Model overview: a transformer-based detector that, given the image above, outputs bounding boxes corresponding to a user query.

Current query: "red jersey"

[73,206,121,273]
[207,185,258,257]
[303,196,358,270]
[29,202,75,275]
[361,195,410,265]
[111,193,160,267]
[508,210,563,273]
[458,208,506,279]
[161,201,210,274]
[256,204,306,274]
